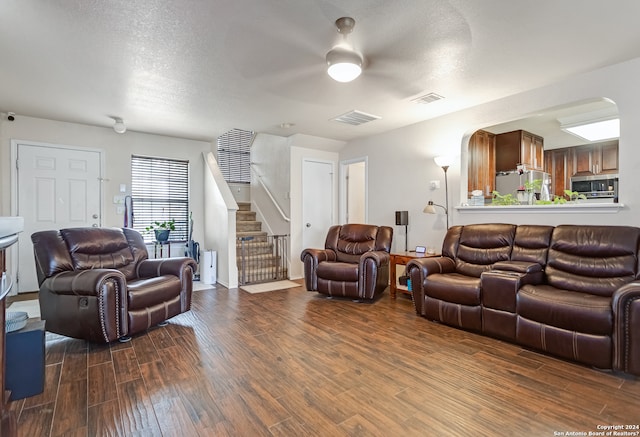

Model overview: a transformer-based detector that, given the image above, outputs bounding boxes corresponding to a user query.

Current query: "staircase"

[236,202,288,284]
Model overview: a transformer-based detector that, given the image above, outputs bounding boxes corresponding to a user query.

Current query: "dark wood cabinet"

[543,141,618,198]
[544,148,570,199]
[570,140,619,177]
[467,130,495,198]
[495,130,544,172]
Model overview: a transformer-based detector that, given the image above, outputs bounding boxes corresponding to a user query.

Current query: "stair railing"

[250,164,290,222]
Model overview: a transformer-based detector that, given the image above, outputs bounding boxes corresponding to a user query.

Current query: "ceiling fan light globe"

[326,48,363,82]
[327,62,362,82]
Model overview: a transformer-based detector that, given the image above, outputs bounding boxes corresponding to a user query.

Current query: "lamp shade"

[326,47,363,82]
[434,155,455,168]
[423,203,436,214]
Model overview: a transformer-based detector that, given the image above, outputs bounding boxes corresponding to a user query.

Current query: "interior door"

[302,159,333,250]
[346,161,366,223]
[16,142,102,293]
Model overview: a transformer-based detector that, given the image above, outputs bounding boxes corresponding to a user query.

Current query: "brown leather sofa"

[31,227,197,343]
[407,223,640,376]
[301,224,393,300]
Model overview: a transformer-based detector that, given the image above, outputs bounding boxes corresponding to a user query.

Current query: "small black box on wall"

[395,211,408,226]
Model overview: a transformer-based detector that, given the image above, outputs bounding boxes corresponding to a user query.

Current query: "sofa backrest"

[325,224,393,264]
[546,225,640,296]
[442,224,516,277]
[510,225,554,266]
[31,227,148,283]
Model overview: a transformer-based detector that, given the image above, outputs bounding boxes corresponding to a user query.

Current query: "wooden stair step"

[237,202,252,211]
[236,221,263,232]
[236,211,256,221]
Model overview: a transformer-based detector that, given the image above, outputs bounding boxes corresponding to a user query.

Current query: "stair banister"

[250,164,290,222]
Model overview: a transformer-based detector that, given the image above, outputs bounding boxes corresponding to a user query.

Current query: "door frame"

[10,139,106,294]
[339,156,368,224]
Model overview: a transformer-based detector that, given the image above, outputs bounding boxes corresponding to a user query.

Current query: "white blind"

[131,155,189,242]
[217,128,255,183]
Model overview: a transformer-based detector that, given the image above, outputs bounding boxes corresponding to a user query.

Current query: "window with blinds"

[131,155,189,242]
[217,128,255,183]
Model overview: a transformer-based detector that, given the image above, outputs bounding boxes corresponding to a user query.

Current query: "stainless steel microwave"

[570,174,618,199]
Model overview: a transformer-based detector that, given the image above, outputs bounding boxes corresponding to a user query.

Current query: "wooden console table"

[389,251,440,299]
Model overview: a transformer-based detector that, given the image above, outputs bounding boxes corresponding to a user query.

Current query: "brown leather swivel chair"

[301,224,393,300]
[31,227,197,343]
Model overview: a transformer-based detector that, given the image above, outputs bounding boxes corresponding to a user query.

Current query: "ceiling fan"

[325,17,363,83]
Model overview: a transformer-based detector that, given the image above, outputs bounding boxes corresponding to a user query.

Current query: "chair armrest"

[40,269,126,296]
[612,282,640,376]
[300,248,336,263]
[39,269,128,342]
[300,249,337,291]
[406,257,455,315]
[359,250,390,267]
[492,261,542,274]
[137,257,197,279]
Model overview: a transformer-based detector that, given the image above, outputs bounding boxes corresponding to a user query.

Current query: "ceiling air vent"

[331,110,381,126]
[411,93,444,104]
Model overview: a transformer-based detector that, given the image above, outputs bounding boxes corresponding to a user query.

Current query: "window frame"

[216,128,255,184]
[130,154,190,243]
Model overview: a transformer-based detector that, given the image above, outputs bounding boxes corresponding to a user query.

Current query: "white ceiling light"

[326,17,363,83]
[561,118,619,142]
[558,107,619,142]
[113,117,126,134]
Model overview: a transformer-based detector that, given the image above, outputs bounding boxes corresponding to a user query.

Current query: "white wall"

[203,153,238,289]
[0,116,212,274]
[339,57,640,251]
[250,133,291,236]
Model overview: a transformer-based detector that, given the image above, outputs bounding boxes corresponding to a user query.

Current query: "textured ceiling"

[1,0,640,143]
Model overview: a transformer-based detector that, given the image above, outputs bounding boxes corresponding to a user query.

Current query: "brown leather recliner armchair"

[31,227,197,343]
[301,224,393,300]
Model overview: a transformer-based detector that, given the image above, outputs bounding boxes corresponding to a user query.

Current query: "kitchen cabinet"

[495,130,544,172]
[467,130,495,198]
[544,148,570,199]
[570,140,618,177]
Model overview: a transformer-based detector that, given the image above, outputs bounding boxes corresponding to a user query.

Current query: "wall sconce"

[423,200,448,229]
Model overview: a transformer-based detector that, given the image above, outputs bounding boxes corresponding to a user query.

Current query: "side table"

[6,319,45,400]
[389,251,440,299]
[153,240,171,258]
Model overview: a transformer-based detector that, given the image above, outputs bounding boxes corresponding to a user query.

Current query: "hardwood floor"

[7,282,640,436]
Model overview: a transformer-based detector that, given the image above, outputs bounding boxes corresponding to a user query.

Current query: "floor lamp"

[423,155,453,229]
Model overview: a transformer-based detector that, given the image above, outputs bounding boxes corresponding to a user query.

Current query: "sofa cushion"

[127,275,182,310]
[425,273,481,306]
[317,261,358,282]
[510,225,554,265]
[546,225,640,297]
[517,284,612,335]
[449,224,516,277]
[61,227,134,271]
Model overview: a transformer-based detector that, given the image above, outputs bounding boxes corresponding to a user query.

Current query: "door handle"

[92,213,99,219]
[92,223,98,227]
[306,223,311,228]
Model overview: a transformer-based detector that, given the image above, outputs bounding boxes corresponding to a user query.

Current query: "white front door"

[302,159,334,250]
[16,142,102,293]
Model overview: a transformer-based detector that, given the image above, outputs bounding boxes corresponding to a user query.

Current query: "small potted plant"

[145,219,176,242]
